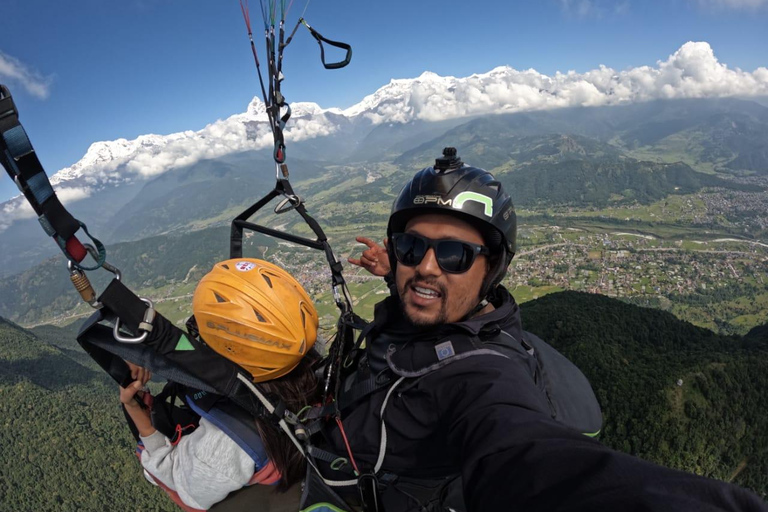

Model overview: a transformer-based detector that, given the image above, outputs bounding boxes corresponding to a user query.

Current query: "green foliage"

[0,318,176,511]
[521,291,768,496]
[4,287,768,510]
[501,159,732,208]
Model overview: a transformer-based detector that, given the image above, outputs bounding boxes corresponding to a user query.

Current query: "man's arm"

[444,357,767,512]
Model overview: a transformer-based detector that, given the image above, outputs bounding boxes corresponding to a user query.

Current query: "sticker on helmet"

[236,261,256,272]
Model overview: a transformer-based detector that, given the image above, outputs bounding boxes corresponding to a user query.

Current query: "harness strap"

[299,19,352,70]
[0,85,94,265]
[339,372,392,412]
[186,393,271,469]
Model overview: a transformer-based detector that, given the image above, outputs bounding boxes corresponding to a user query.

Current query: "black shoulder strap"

[386,333,507,379]
[0,84,103,268]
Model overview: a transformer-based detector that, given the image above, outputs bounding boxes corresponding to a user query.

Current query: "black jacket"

[328,288,767,512]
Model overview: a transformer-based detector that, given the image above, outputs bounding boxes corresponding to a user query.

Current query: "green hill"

[0,317,176,511]
[521,291,768,495]
[2,290,768,509]
[500,158,740,207]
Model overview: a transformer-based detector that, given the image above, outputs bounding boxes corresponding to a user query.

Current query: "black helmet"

[387,148,517,297]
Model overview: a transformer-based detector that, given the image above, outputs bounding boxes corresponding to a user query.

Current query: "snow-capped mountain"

[2,41,768,277]
[18,41,768,207]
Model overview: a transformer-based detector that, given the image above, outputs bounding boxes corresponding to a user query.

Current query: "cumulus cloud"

[352,41,768,124]
[0,51,53,99]
[693,0,768,9]
[557,0,631,18]
[2,41,767,231]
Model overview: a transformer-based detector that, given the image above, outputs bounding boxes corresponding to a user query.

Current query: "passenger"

[120,259,315,511]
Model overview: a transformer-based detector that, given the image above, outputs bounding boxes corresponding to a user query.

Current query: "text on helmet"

[206,320,292,350]
[413,191,493,218]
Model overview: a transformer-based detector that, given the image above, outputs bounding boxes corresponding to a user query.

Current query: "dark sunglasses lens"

[436,241,475,273]
[394,234,427,266]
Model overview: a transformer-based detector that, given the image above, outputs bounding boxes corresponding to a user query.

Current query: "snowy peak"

[4,41,768,232]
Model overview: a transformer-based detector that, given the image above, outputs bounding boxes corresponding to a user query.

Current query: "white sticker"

[235,261,256,272]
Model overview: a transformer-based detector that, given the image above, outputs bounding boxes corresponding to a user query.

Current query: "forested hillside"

[2,291,767,509]
[0,317,176,512]
[521,291,768,495]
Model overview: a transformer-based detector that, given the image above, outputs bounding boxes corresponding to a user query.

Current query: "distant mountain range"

[2,93,767,277]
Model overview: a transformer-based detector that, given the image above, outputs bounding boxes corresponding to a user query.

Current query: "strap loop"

[300,19,353,70]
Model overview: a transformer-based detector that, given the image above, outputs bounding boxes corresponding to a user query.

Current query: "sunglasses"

[390,232,490,274]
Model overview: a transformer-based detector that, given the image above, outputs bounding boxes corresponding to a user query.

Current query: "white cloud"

[2,41,767,232]
[693,0,768,9]
[0,197,34,232]
[557,0,632,18]
[0,51,53,99]
[354,42,768,124]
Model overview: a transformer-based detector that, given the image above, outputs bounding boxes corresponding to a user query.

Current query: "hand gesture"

[348,237,391,277]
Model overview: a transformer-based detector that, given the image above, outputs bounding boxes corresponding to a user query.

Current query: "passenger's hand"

[120,381,155,436]
[120,380,147,410]
[348,237,391,277]
[126,360,151,386]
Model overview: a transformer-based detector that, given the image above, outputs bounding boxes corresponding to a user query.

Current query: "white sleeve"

[140,417,256,510]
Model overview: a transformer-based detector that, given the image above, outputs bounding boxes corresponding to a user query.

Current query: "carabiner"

[113,298,156,344]
[66,244,122,309]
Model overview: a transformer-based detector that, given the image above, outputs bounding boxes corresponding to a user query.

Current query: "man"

[335,148,766,511]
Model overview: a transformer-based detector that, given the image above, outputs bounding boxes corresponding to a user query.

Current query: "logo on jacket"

[435,340,456,361]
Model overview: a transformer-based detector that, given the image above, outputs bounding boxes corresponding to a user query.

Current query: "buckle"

[0,85,18,123]
[357,471,383,512]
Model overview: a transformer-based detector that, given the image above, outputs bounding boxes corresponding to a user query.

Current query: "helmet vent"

[252,308,267,322]
[299,339,306,355]
[300,309,306,327]
[262,274,273,288]
[221,264,230,270]
[214,292,228,303]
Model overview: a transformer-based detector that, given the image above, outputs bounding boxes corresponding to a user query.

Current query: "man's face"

[395,213,489,326]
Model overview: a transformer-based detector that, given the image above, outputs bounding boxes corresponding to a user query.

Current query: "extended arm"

[446,357,767,512]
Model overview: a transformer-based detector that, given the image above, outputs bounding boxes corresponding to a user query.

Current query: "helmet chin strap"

[461,297,490,322]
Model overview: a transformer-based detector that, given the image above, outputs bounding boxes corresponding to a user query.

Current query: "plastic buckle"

[0,85,17,123]
[113,298,155,344]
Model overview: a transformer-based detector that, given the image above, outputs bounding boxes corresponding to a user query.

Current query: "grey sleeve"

[140,417,256,510]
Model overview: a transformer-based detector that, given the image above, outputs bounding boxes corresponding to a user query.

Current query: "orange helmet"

[192,258,318,382]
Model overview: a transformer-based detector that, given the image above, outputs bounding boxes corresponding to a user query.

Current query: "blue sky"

[1,0,767,201]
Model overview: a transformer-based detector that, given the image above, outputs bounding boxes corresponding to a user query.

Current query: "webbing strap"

[297,19,352,70]
[0,84,91,265]
[186,394,270,469]
[338,373,392,413]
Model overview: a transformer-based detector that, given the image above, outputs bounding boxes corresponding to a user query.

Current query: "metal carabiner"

[66,244,122,309]
[113,298,156,344]
[274,193,303,214]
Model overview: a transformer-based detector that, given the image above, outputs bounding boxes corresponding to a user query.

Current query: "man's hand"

[348,237,391,277]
